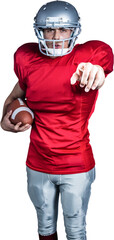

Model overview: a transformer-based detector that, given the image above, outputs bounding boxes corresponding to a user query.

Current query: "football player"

[1,1,113,240]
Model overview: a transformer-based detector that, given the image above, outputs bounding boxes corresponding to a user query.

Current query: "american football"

[7,98,34,126]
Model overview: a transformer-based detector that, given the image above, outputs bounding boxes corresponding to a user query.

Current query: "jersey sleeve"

[14,49,28,92]
[74,41,113,77]
[89,41,113,77]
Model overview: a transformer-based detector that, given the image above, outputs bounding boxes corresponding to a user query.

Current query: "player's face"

[43,28,72,49]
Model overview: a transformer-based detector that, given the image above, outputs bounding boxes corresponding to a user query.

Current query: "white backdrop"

[0,0,114,239]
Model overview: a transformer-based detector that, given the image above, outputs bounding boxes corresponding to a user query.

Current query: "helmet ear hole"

[33,1,81,56]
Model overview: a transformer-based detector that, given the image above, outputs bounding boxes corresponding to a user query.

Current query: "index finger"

[80,63,93,87]
[70,63,85,85]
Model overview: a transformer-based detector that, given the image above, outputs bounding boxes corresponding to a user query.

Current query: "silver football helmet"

[34,0,81,56]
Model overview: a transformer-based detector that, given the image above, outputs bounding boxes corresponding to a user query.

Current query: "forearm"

[1,82,25,121]
[0,81,30,132]
[1,96,16,121]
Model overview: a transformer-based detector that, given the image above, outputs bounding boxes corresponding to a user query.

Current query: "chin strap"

[39,232,58,240]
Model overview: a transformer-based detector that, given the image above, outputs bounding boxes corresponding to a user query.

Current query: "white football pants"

[26,166,95,240]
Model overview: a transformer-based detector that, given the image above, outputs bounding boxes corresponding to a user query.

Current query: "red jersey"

[14,40,113,174]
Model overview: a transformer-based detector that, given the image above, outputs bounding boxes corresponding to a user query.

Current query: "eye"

[60,28,67,32]
[46,28,54,33]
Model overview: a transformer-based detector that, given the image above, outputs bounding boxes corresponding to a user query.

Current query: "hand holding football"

[7,98,34,126]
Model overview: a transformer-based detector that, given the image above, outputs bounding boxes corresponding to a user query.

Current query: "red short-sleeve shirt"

[14,40,113,174]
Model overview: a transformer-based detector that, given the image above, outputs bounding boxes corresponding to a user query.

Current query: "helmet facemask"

[34,26,81,57]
